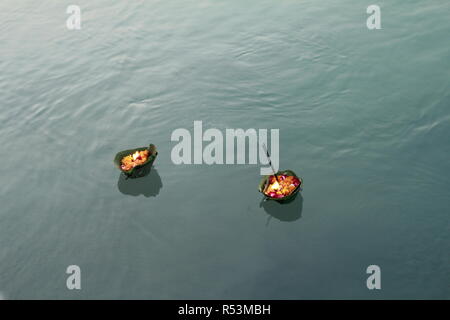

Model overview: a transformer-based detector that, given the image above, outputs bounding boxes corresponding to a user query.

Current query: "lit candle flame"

[132,151,140,161]
[271,180,280,190]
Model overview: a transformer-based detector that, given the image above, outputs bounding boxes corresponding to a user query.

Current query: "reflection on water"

[117,167,162,197]
[261,194,303,224]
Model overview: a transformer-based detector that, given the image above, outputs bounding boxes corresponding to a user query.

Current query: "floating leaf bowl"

[258,169,303,203]
[114,144,158,179]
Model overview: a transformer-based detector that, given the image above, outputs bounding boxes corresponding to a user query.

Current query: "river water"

[0,0,449,299]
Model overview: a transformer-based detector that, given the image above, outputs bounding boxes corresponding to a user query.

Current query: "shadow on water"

[117,167,162,197]
[260,194,303,224]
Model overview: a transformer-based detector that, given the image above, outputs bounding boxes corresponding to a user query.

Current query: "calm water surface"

[0,0,449,299]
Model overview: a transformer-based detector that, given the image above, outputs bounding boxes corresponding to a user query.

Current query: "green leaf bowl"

[114,144,158,179]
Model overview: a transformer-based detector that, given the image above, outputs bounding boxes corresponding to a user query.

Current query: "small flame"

[271,180,280,190]
[132,151,140,161]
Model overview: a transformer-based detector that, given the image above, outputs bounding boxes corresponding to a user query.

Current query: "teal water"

[0,0,449,299]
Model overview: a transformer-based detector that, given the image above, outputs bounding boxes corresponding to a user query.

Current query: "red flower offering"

[264,174,300,199]
[120,150,149,171]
